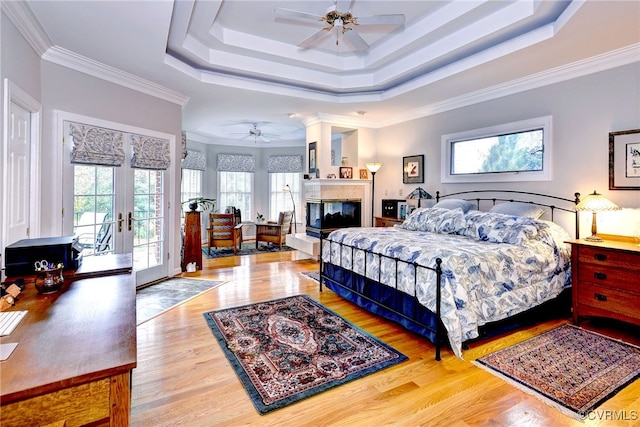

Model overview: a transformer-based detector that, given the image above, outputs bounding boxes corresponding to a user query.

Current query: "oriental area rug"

[473,324,640,420]
[203,294,408,414]
[203,242,294,258]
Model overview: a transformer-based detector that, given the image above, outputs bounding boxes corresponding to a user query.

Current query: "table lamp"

[406,187,433,208]
[575,190,620,242]
[365,162,383,226]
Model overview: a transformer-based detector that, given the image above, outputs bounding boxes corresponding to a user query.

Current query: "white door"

[66,121,170,287]
[6,101,30,244]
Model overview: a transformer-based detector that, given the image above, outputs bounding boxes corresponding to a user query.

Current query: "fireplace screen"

[306,199,361,238]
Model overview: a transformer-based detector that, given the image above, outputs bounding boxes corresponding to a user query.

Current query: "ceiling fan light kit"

[274,1,405,52]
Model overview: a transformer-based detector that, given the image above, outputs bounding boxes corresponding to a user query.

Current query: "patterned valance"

[267,155,302,173]
[182,150,206,170]
[217,154,255,172]
[131,134,171,170]
[69,122,125,166]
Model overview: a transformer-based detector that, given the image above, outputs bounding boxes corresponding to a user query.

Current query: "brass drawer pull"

[594,272,607,280]
[594,253,607,261]
[594,293,608,302]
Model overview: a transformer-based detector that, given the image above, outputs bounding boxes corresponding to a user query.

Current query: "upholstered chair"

[255,211,293,250]
[207,213,243,255]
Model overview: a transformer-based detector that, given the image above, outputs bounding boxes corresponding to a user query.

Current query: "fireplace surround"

[306,199,361,238]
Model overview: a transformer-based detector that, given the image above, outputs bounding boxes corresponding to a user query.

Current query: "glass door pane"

[132,169,164,280]
[73,165,115,257]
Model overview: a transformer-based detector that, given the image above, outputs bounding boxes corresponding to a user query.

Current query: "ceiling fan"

[236,123,279,143]
[274,0,405,52]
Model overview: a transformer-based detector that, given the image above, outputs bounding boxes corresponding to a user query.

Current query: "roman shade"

[131,134,171,170]
[217,154,255,172]
[182,150,206,170]
[69,122,125,167]
[267,155,302,173]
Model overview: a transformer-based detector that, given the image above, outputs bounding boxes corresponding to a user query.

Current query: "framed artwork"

[308,142,317,174]
[609,129,640,190]
[403,155,424,184]
[359,169,369,179]
[339,167,353,179]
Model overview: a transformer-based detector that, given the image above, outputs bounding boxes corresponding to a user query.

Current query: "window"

[219,171,253,218]
[442,116,552,183]
[270,172,302,226]
[181,169,202,208]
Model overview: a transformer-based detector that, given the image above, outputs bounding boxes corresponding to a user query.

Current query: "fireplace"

[306,199,361,238]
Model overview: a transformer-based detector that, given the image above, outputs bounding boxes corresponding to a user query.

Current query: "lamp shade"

[365,162,383,173]
[575,191,620,212]
[406,187,432,200]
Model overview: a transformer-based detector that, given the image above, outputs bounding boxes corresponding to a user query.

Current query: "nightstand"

[567,238,640,328]
[374,216,403,227]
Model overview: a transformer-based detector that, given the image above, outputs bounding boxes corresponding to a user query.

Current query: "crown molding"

[380,43,640,128]
[42,46,189,106]
[1,0,51,56]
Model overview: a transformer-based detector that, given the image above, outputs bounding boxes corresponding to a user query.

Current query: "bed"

[319,190,581,360]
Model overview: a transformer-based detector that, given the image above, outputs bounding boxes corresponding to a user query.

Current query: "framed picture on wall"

[609,129,640,189]
[339,167,353,179]
[359,169,369,179]
[403,155,424,184]
[308,142,317,174]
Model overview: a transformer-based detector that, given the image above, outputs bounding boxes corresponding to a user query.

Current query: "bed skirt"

[321,262,571,358]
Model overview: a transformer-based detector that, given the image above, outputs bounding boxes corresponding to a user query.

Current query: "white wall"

[375,63,640,237]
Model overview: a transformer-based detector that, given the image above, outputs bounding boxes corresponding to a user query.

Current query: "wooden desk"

[0,255,136,426]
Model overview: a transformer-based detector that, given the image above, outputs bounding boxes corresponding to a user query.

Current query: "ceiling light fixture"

[288,113,298,119]
[356,111,366,116]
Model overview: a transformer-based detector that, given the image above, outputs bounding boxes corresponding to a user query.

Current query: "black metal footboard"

[319,236,444,360]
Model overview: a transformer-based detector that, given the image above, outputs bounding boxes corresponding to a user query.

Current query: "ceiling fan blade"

[346,0,356,13]
[258,135,270,143]
[355,14,405,26]
[343,29,369,52]
[274,8,325,25]
[298,28,332,49]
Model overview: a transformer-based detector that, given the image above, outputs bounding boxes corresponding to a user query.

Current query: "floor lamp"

[284,184,297,233]
[365,162,383,226]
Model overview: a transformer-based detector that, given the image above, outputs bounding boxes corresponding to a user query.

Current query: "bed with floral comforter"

[320,206,573,359]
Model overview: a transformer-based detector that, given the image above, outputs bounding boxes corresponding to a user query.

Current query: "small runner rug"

[203,294,408,414]
[203,242,294,258]
[137,278,225,325]
[473,324,640,420]
[301,270,320,282]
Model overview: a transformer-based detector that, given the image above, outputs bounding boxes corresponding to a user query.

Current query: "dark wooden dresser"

[567,238,640,328]
[374,216,403,227]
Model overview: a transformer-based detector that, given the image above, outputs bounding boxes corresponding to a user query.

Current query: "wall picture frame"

[609,129,640,190]
[339,166,353,179]
[308,142,317,174]
[403,154,424,184]
[359,169,369,179]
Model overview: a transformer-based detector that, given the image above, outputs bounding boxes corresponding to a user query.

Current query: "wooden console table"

[0,254,136,426]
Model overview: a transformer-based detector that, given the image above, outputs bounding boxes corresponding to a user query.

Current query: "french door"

[63,118,171,287]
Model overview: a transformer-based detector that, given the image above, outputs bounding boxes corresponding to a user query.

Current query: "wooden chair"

[255,211,293,250]
[224,206,243,244]
[207,213,242,255]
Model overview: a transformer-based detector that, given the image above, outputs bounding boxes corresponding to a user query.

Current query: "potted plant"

[256,212,266,223]
[182,197,216,212]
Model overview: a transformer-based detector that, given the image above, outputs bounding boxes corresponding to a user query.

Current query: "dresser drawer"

[577,246,640,271]
[577,263,638,293]
[577,282,640,321]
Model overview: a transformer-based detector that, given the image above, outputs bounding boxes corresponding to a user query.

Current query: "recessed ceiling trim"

[1,0,51,56]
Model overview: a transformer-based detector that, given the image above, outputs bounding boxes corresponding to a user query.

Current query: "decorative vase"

[34,267,64,294]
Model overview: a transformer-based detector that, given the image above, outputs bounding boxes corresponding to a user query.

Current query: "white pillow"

[489,202,548,219]
[432,198,475,213]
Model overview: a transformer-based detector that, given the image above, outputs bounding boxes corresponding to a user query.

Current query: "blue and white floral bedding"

[321,207,572,358]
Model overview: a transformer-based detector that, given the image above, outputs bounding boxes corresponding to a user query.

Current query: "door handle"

[117,213,124,233]
[128,212,136,231]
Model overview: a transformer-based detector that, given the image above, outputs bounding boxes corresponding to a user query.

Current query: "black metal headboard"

[435,190,582,238]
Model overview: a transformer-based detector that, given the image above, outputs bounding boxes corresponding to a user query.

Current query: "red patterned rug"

[204,295,407,414]
[473,324,640,420]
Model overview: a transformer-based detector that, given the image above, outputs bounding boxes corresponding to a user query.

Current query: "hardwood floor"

[131,251,640,426]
